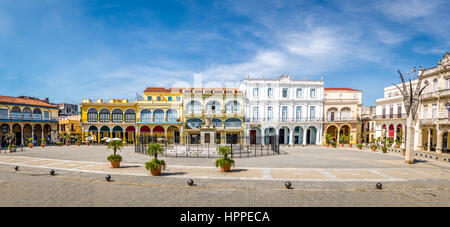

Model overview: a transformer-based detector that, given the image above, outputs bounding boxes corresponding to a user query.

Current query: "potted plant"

[357,143,363,150]
[64,133,72,146]
[4,132,15,153]
[41,140,46,148]
[382,146,388,153]
[331,141,337,148]
[371,144,377,151]
[28,137,33,148]
[348,136,353,148]
[402,148,406,156]
[325,134,332,147]
[145,143,166,176]
[58,141,63,146]
[339,134,346,147]
[107,139,123,168]
[8,144,16,153]
[215,146,234,172]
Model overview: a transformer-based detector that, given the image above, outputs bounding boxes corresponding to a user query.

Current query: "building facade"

[137,87,183,144]
[0,96,59,146]
[80,98,138,144]
[415,52,450,153]
[57,103,79,117]
[361,106,376,143]
[241,74,324,145]
[58,115,82,137]
[323,88,362,145]
[182,88,244,144]
[374,80,416,147]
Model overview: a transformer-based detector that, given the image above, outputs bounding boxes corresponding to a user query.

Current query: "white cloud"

[377,0,441,20]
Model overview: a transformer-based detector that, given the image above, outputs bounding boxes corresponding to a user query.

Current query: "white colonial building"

[374,80,418,148]
[240,74,324,145]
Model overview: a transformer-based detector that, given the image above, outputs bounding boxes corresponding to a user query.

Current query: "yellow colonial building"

[182,88,244,144]
[80,98,138,144]
[0,96,59,146]
[80,87,183,144]
[136,87,183,144]
[58,115,82,136]
[323,88,362,145]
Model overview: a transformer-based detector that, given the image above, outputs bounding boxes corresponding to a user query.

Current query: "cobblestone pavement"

[0,165,449,207]
[0,145,449,206]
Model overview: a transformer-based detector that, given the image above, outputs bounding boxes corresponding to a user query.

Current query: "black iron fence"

[134,135,281,158]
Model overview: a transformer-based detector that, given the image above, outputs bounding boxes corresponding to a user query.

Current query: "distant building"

[361,106,376,143]
[57,103,78,117]
[0,95,59,146]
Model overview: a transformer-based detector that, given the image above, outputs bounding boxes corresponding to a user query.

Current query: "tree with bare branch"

[393,66,428,164]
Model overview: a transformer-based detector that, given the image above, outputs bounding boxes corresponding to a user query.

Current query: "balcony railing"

[374,114,407,120]
[326,116,360,121]
[245,117,323,123]
[0,115,58,122]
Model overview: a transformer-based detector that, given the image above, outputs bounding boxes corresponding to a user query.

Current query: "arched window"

[140,109,151,123]
[226,101,241,114]
[225,118,242,128]
[340,107,351,120]
[166,109,178,123]
[186,101,202,114]
[424,81,429,93]
[87,108,98,122]
[11,107,21,119]
[206,101,221,114]
[186,118,202,129]
[212,118,222,128]
[23,108,32,119]
[99,109,110,122]
[124,109,136,123]
[112,109,123,123]
[33,109,42,120]
[327,108,338,121]
[153,109,164,123]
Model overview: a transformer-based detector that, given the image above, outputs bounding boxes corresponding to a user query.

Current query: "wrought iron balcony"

[245,117,323,123]
[374,113,407,120]
[0,115,58,122]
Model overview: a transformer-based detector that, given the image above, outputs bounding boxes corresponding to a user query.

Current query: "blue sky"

[0,0,449,106]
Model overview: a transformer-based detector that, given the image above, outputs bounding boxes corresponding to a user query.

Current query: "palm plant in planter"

[107,139,123,168]
[5,132,15,153]
[28,137,33,148]
[371,144,377,151]
[381,140,388,153]
[215,146,234,172]
[8,144,15,153]
[325,134,332,147]
[41,139,46,148]
[331,141,337,148]
[145,143,166,176]
[357,143,363,150]
[339,134,346,147]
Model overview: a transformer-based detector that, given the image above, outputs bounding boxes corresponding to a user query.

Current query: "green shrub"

[145,158,166,171]
[357,144,363,149]
[107,154,122,162]
[215,146,235,168]
[382,146,387,152]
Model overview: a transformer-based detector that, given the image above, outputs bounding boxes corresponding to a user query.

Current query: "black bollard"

[187,179,194,186]
[50,169,55,176]
[14,166,19,171]
[285,181,292,189]
[376,182,383,189]
[105,175,111,182]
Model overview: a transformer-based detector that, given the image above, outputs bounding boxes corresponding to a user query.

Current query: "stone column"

[289,128,294,145]
[436,129,442,154]
[427,129,431,152]
[302,128,307,145]
[21,127,24,146]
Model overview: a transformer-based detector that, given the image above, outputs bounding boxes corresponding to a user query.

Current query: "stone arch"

[34,124,43,144]
[167,125,180,144]
[306,126,317,145]
[278,126,290,144]
[186,118,202,129]
[249,127,262,144]
[294,126,304,144]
